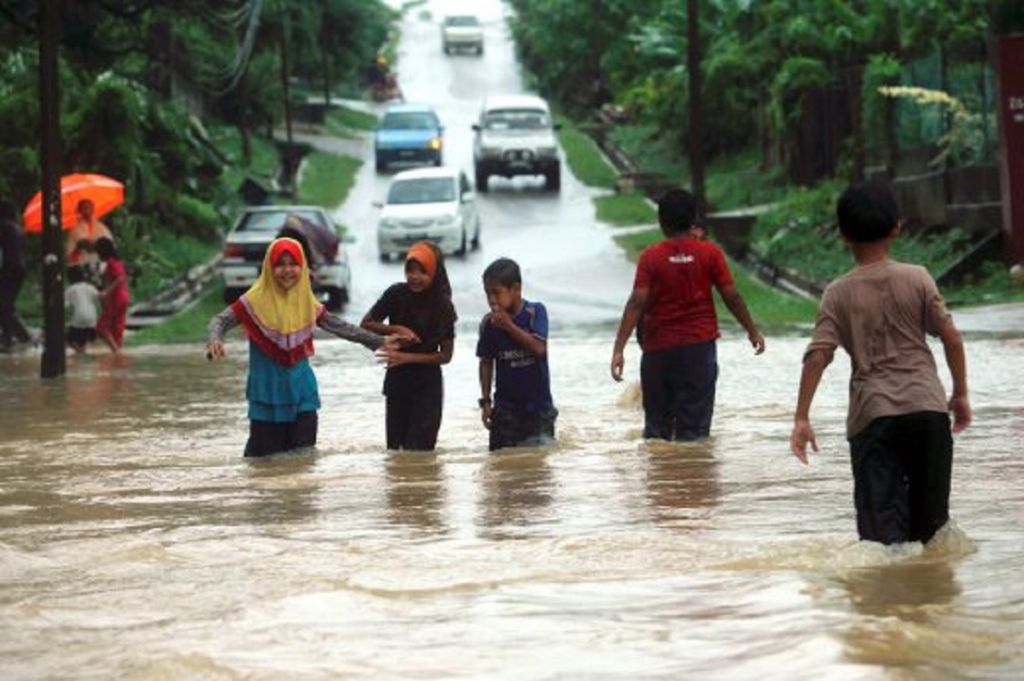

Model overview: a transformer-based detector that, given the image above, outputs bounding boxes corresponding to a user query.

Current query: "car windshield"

[483,108,550,131]
[445,16,480,27]
[236,210,323,232]
[380,112,438,130]
[387,178,456,205]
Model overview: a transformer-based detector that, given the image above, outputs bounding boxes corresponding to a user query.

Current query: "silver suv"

[472,95,561,192]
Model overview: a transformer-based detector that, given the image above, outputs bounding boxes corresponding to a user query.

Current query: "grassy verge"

[594,194,656,227]
[554,115,618,189]
[325,106,378,138]
[208,125,279,197]
[127,281,226,346]
[296,151,362,213]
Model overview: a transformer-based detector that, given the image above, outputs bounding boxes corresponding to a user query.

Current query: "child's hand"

[378,348,412,368]
[390,325,420,346]
[790,418,818,464]
[481,403,493,429]
[381,334,401,351]
[949,393,972,433]
[610,349,625,382]
[206,341,226,361]
[748,330,766,354]
[488,306,515,332]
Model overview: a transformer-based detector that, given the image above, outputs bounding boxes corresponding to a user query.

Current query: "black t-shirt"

[0,219,26,275]
[368,282,457,393]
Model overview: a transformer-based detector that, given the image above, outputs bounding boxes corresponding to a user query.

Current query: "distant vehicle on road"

[442,15,484,55]
[220,206,351,310]
[472,94,562,192]
[376,167,481,261]
[374,104,444,173]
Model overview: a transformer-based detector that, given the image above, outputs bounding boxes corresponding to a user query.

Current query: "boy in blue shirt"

[477,258,557,451]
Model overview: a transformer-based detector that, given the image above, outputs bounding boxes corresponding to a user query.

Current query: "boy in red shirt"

[611,189,765,440]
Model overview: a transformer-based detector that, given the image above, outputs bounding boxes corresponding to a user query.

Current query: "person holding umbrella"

[66,198,113,272]
[0,199,32,352]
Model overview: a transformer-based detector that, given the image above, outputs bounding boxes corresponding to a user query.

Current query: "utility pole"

[38,0,66,379]
[278,4,295,194]
[686,0,705,211]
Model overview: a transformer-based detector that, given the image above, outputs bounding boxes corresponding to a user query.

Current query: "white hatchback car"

[376,167,482,261]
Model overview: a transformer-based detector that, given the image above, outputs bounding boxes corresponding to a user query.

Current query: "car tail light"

[223,243,244,258]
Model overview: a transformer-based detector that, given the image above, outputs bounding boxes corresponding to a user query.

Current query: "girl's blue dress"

[246,342,320,422]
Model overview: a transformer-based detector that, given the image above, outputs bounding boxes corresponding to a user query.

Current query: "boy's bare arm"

[938,316,971,432]
[718,285,765,354]
[610,288,648,381]
[791,348,834,463]
[479,358,494,429]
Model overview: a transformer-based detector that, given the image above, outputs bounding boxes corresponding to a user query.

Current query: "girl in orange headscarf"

[361,241,457,451]
[207,238,391,457]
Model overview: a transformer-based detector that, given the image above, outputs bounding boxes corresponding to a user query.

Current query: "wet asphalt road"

[330,0,637,331]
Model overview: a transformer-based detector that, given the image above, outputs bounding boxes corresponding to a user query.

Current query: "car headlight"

[434,213,457,226]
[428,137,442,150]
[537,146,558,158]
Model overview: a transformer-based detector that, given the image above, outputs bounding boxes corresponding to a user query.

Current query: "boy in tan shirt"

[790,182,971,545]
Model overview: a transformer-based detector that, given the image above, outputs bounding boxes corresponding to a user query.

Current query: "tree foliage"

[507,0,1005,187]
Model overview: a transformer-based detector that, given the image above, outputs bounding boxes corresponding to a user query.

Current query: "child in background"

[477,258,558,451]
[64,265,100,353]
[207,237,390,457]
[93,237,130,353]
[362,241,457,451]
[790,182,971,545]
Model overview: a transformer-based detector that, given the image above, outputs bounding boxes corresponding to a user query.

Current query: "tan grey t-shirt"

[805,260,950,438]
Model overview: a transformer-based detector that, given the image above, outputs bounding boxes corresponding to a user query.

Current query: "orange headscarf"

[405,241,437,279]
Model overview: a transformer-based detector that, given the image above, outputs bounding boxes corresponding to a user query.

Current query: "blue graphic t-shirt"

[476,300,554,413]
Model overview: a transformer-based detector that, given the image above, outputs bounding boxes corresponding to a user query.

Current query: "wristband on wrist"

[478,397,491,408]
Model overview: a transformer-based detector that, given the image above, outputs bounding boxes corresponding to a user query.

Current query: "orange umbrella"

[22,173,124,233]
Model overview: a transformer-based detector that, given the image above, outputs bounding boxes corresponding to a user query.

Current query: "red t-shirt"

[634,238,734,352]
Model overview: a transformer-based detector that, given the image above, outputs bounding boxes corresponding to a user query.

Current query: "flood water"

[2,328,1023,679]
[4,0,1024,677]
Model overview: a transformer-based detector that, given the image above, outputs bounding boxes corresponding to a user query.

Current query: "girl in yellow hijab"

[206,238,390,457]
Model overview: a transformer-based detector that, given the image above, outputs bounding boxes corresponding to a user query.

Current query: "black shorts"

[67,326,97,346]
[848,411,953,545]
[640,340,718,441]
[489,405,558,452]
[245,411,318,457]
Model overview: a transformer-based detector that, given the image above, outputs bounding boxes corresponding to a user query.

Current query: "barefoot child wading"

[790,182,971,545]
[207,237,389,457]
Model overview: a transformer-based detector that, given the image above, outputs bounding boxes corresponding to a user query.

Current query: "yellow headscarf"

[231,237,324,365]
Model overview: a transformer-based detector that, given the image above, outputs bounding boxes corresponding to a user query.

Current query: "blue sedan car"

[374,104,444,172]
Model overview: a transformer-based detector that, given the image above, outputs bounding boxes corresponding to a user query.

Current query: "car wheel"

[477,44,484,55]
[443,44,451,55]
[471,225,481,250]
[223,287,244,304]
[545,165,561,192]
[475,167,488,193]
[379,252,390,263]
[455,229,467,256]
